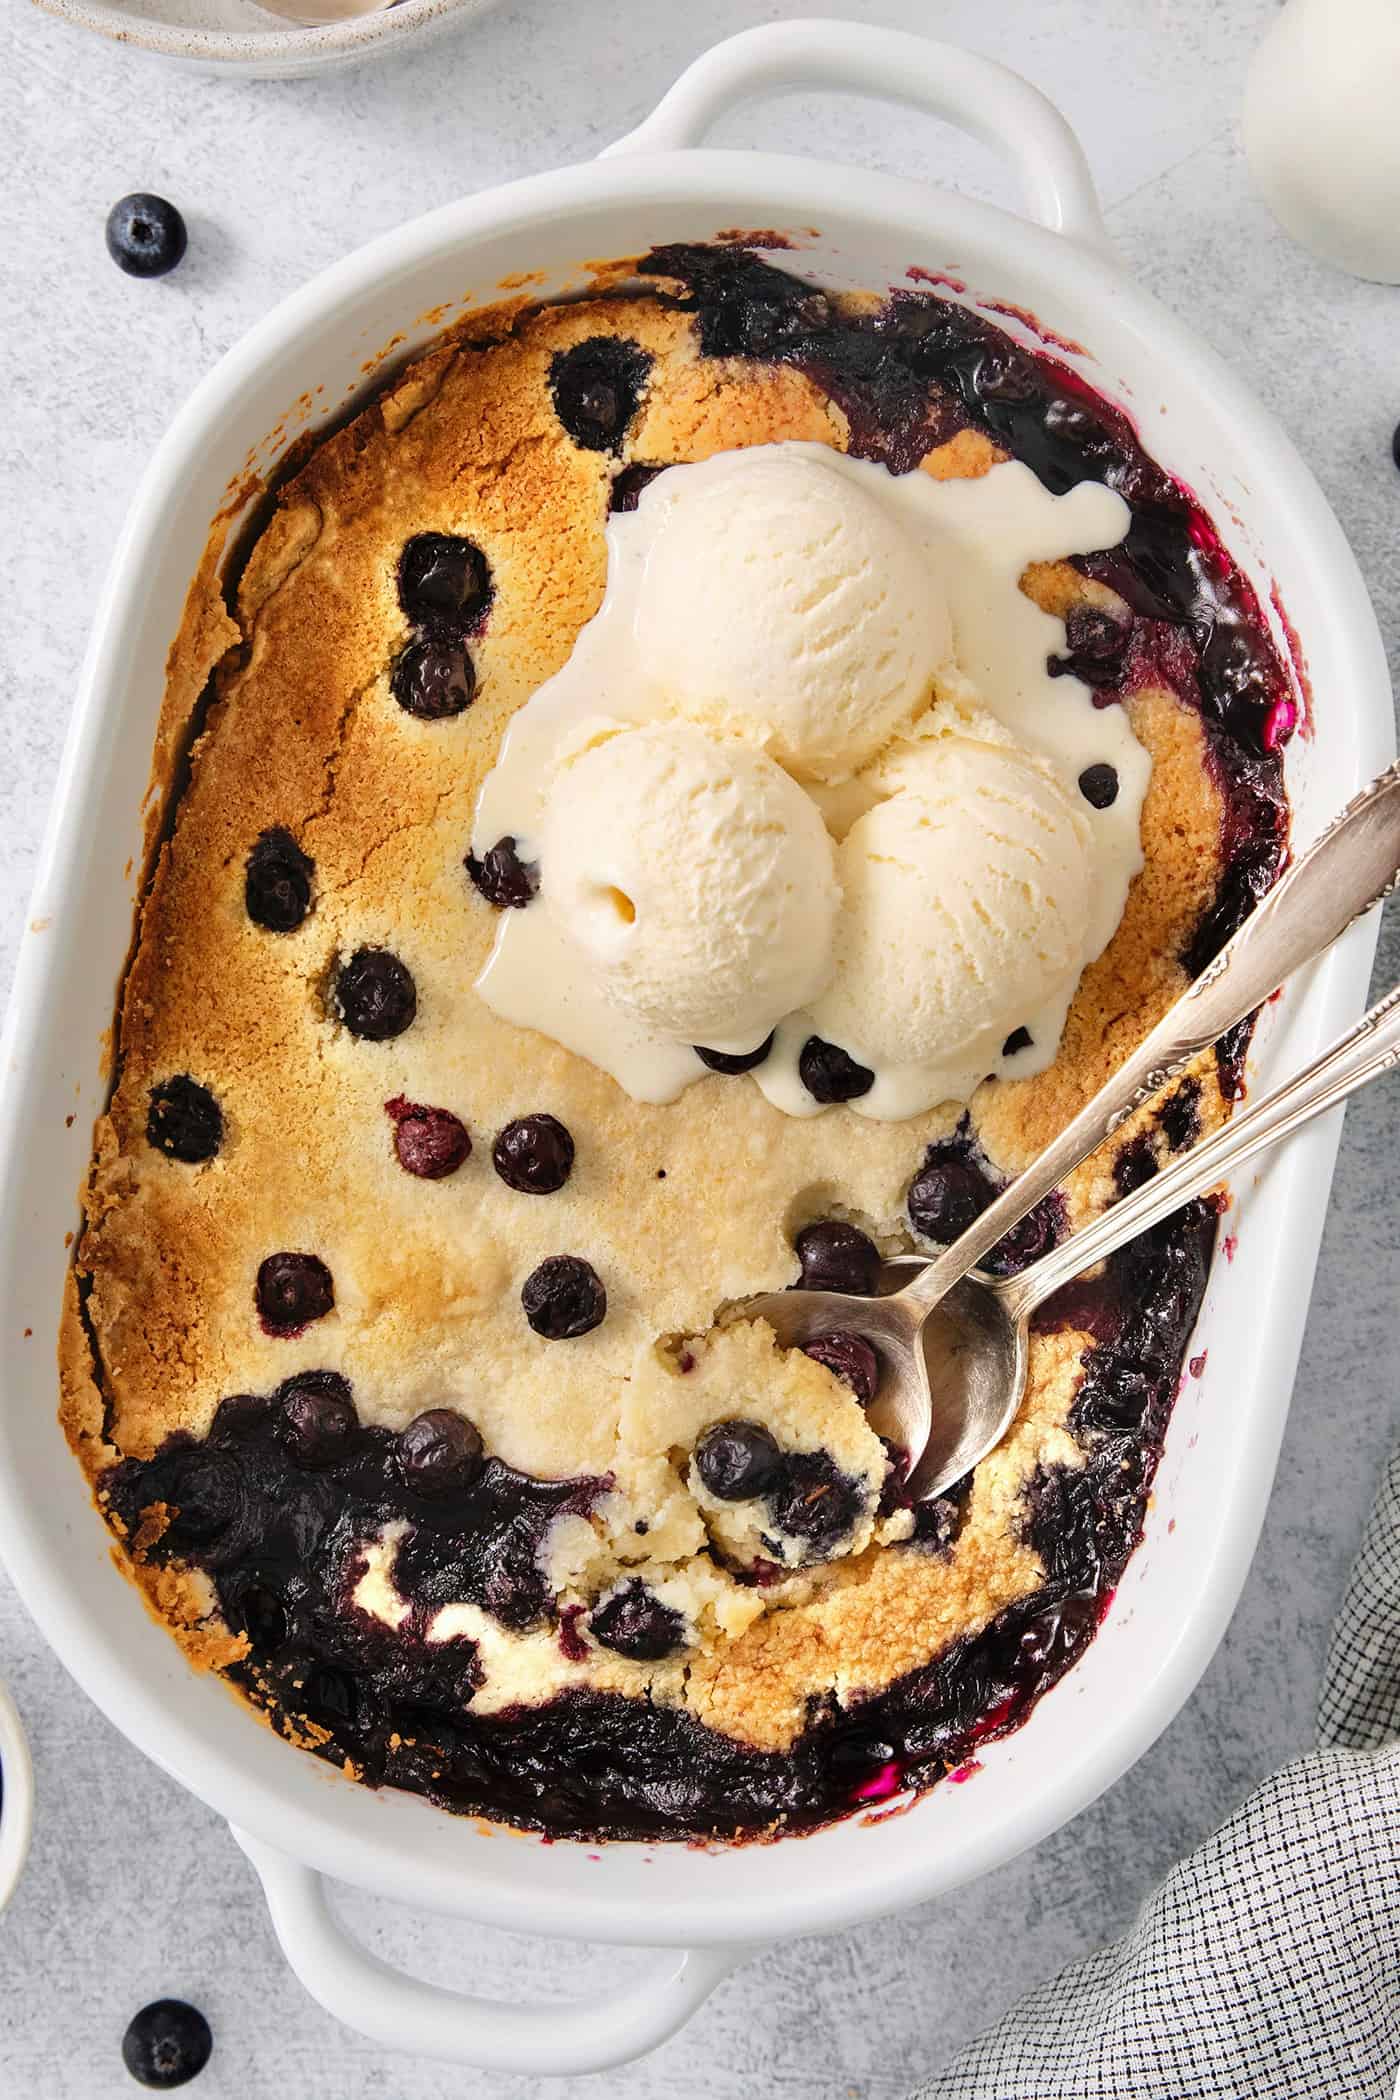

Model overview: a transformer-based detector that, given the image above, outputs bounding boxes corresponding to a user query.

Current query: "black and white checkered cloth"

[916,1442,1400,2100]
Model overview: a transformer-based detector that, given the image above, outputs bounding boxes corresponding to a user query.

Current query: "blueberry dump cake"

[61,242,1294,1842]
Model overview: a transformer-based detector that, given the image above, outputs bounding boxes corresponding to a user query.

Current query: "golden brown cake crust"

[62,263,1285,1835]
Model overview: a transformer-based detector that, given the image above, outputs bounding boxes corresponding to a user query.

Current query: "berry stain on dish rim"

[78,239,1298,1846]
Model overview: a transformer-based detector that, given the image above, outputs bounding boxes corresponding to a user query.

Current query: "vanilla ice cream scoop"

[808,735,1095,1096]
[541,720,839,1050]
[632,448,952,784]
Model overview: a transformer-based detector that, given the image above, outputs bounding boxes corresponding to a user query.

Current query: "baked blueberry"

[907,1147,996,1244]
[106,195,187,280]
[590,1580,685,1661]
[397,533,491,629]
[209,1391,271,1441]
[1048,606,1129,688]
[1001,1027,1033,1057]
[521,1255,606,1339]
[121,2001,211,2089]
[1078,763,1119,809]
[275,1369,357,1466]
[549,337,652,452]
[694,1419,782,1501]
[492,1114,575,1194]
[256,1252,334,1333]
[610,463,665,512]
[766,1450,864,1551]
[390,636,476,720]
[385,1097,471,1179]
[465,835,539,909]
[795,1221,880,1296]
[798,1035,875,1104]
[981,1193,1063,1277]
[146,1076,222,1163]
[245,826,314,933]
[396,1408,484,1495]
[332,947,417,1040]
[802,1331,880,1406]
[694,1034,774,1074]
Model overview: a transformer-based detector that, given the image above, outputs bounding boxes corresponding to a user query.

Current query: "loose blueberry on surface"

[121,2000,212,2089]
[385,1097,470,1179]
[802,1331,880,1407]
[275,1370,357,1466]
[798,1035,875,1104]
[907,1148,997,1244]
[491,1113,575,1194]
[397,533,491,629]
[390,636,476,720]
[106,195,187,280]
[1001,1027,1033,1057]
[256,1252,334,1333]
[548,337,652,452]
[794,1221,881,1296]
[396,1408,485,1495]
[610,463,665,512]
[465,835,539,910]
[1078,763,1120,810]
[694,1034,775,1074]
[765,1450,864,1550]
[521,1255,606,1339]
[694,1419,782,1501]
[244,826,314,933]
[146,1076,222,1164]
[332,947,417,1040]
[590,1580,685,1661]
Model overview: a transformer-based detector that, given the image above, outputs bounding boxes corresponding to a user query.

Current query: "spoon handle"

[899,760,1400,1320]
[998,977,1400,1322]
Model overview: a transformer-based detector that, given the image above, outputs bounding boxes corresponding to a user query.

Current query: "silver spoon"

[743,761,1400,1486]
[887,973,1400,1498]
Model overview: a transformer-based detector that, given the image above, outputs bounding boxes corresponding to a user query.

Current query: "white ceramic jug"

[1243,0,1400,281]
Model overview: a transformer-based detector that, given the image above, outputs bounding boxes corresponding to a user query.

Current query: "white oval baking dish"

[0,22,1391,2077]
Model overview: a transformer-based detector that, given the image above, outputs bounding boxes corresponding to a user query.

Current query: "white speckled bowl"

[0,1680,34,1915]
[28,0,498,78]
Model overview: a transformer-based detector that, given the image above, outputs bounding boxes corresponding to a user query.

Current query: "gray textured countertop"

[1,0,1397,2092]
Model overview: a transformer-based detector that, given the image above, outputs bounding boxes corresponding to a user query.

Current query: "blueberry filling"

[521,1255,606,1339]
[798,1036,875,1104]
[332,947,417,1040]
[277,1370,357,1465]
[465,835,539,909]
[1048,607,1130,689]
[245,827,314,933]
[397,533,492,631]
[549,337,652,453]
[146,1076,222,1163]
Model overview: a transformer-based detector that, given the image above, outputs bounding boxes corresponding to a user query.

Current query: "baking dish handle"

[233,1827,751,2073]
[602,19,1108,249]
